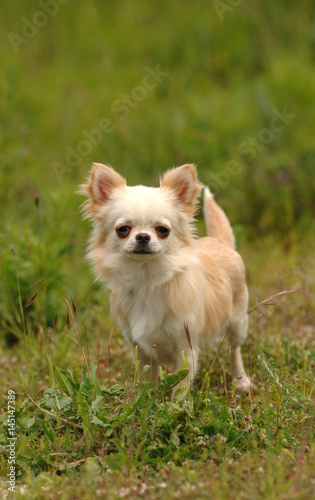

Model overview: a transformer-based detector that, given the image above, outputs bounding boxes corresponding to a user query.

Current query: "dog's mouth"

[124,242,162,258]
[130,241,155,255]
[133,248,153,255]
[126,245,160,257]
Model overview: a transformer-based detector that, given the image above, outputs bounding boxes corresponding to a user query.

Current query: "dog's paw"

[234,374,256,392]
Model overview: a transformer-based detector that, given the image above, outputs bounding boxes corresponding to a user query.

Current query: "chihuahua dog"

[80,163,251,391]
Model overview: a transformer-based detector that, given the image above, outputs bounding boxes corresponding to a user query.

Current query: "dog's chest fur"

[116,283,170,351]
[111,272,198,361]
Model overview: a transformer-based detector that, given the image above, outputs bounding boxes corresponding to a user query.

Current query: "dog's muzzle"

[133,232,152,254]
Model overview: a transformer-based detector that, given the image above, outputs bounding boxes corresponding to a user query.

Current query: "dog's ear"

[160,164,203,216]
[78,163,126,217]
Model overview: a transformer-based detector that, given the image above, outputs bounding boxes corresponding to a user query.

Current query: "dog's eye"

[155,226,170,238]
[116,225,131,238]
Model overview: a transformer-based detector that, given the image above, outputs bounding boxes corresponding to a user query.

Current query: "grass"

[0,230,314,499]
[0,0,315,498]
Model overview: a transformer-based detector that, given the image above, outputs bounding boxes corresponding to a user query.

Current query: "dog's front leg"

[135,345,159,384]
[172,348,199,398]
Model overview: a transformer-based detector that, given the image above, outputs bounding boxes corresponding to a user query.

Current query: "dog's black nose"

[135,233,151,244]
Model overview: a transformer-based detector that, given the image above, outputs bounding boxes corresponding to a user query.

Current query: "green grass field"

[0,1,314,498]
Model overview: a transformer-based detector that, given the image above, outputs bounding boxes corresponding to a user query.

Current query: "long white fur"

[80,163,251,392]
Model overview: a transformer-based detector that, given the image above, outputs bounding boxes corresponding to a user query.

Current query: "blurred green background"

[0,0,314,338]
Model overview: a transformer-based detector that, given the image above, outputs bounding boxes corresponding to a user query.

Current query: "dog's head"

[80,163,203,261]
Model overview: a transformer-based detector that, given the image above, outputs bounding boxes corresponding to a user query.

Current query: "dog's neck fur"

[88,240,198,292]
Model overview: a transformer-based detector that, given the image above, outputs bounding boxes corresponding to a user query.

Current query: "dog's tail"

[203,187,235,249]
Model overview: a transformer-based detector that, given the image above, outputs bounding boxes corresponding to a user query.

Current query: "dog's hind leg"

[229,315,251,390]
[227,280,252,391]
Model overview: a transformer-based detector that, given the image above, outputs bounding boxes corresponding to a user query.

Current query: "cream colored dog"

[80,163,251,391]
